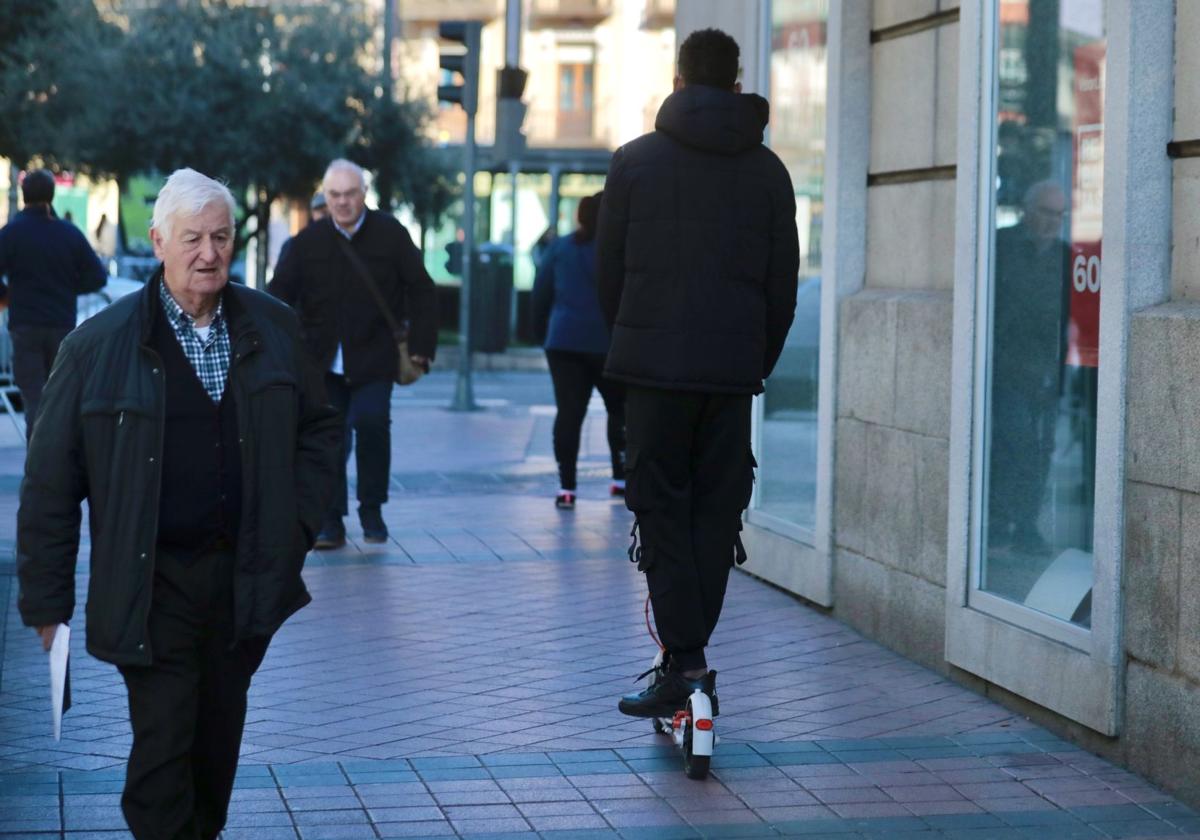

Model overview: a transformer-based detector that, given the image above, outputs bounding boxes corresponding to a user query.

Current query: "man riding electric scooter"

[596,28,799,725]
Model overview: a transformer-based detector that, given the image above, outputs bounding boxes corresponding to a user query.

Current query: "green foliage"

[2,0,440,251]
[352,94,428,212]
[106,1,377,198]
[0,0,123,171]
[402,146,462,238]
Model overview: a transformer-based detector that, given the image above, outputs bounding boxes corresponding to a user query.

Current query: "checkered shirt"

[158,280,231,403]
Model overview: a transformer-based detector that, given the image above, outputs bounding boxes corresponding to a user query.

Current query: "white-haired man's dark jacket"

[17,275,341,666]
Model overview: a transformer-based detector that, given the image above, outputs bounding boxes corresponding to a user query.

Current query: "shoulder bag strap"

[333,234,406,339]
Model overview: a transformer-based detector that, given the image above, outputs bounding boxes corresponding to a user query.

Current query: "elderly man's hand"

[35,625,57,652]
[410,355,430,372]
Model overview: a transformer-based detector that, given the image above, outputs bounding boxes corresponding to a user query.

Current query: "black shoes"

[555,492,576,510]
[360,506,388,544]
[619,666,719,718]
[314,509,387,547]
[314,517,346,550]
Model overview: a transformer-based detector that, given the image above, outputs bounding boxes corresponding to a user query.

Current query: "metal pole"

[548,164,563,234]
[504,0,523,342]
[505,0,521,65]
[508,162,519,339]
[382,0,396,95]
[452,112,479,411]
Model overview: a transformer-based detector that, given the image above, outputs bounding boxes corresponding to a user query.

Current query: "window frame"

[945,0,1174,737]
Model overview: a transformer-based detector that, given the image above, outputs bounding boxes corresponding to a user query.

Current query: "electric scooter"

[636,595,718,780]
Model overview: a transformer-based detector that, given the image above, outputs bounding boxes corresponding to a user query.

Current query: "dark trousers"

[624,386,754,673]
[326,374,392,517]
[545,349,625,490]
[10,324,71,441]
[987,391,1058,544]
[117,549,270,840]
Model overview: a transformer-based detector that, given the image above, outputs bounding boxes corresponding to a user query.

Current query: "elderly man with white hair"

[270,158,438,549]
[16,168,341,840]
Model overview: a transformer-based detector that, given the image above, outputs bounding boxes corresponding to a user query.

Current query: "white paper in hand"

[49,623,71,741]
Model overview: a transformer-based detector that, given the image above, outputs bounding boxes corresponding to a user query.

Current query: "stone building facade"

[677,0,1198,805]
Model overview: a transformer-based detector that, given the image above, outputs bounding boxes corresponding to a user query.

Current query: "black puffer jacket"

[17,276,341,666]
[596,85,800,394]
[269,212,438,385]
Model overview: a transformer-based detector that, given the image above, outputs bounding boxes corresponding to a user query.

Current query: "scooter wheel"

[683,731,710,780]
[652,717,668,735]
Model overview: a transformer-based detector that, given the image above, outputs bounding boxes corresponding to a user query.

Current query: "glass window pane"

[982,0,1104,628]
[757,0,827,529]
[560,65,575,111]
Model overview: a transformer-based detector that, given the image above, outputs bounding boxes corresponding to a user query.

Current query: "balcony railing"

[528,0,613,27]
[641,0,674,29]
[399,0,504,22]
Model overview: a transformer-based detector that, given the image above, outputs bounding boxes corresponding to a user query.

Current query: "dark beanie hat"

[22,170,55,205]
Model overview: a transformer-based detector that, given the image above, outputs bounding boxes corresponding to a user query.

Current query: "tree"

[104,1,377,275]
[0,0,122,214]
[2,0,448,278]
[402,147,462,253]
[351,94,428,213]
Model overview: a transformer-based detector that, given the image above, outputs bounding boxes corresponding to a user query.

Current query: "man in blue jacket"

[0,169,106,438]
[597,29,799,718]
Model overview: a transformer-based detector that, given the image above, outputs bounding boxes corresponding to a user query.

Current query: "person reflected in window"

[989,180,1072,559]
[532,192,625,509]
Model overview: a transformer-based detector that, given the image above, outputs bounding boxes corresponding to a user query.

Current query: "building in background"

[678,0,1199,807]
[395,0,676,290]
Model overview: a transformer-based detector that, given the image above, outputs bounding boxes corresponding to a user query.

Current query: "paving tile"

[1070,806,1164,823]
[826,802,912,818]
[1089,821,1184,838]
[812,788,892,805]
[373,820,456,837]
[0,372,1194,840]
[616,827,701,840]
[292,807,373,827]
[902,800,984,816]
[296,824,379,839]
[222,810,297,828]
[433,789,512,806]
[449,817,533,834]
[530,814,613,831]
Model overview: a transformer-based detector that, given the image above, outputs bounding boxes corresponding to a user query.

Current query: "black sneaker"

[619,669,719,718]
[555,492,576,510]
[360,506,388,544]
[314,517,346,550]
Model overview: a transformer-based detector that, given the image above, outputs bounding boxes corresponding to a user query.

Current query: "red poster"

[1068,41,1105,368]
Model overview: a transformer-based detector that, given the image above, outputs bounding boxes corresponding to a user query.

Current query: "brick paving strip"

[0,373,1197,838]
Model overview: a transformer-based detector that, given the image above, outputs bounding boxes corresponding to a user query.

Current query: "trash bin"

[470,244,513,354]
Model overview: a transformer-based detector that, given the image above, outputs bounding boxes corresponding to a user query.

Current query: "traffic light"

[494,67,528,163]
[445,241,464,276]
[438,21,482,116]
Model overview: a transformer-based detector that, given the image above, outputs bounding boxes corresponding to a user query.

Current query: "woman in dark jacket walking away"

[532,192,625,509]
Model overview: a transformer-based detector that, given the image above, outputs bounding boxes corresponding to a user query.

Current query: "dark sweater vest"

[151,305,242,557]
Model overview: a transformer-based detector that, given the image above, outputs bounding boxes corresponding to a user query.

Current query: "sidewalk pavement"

[0,371,1196,839]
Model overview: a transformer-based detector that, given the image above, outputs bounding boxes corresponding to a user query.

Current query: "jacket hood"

[654,85,769,156]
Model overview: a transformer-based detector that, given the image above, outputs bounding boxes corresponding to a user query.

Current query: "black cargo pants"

[623,385,755,673]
